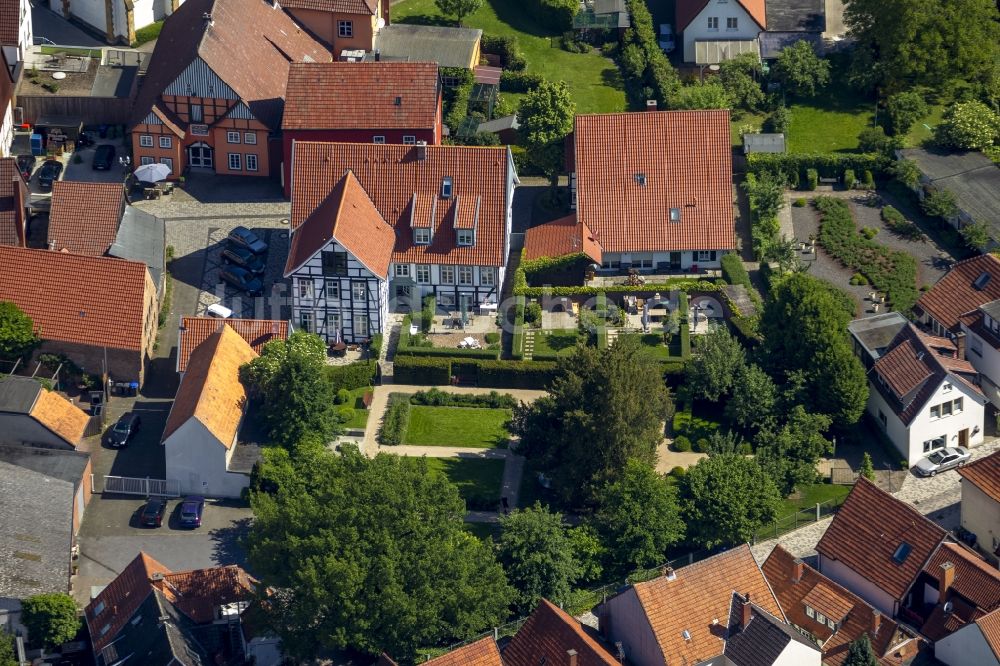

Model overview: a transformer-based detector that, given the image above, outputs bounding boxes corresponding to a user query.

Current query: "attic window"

[100,623,111,637]
[974,272,992,290]
[670,208,681,223]
[93,601,106,616]
[394,96,402,106]
[892,542,912,565]
[635,173,646,186]
[441,177,453,199]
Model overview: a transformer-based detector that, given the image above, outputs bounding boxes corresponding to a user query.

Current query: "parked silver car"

[913,447,970,477]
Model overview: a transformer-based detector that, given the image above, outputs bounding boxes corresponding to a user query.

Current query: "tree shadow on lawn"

[600,65,625,91]
[395,12,449,26]
[488,0,558,38]
[538,330,582,352]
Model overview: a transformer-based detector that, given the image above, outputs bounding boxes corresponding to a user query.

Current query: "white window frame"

[373,136,386,144]
[300,311,314,333]
[931,404,941,419]
[458,266,473,286]
[159,136,172,149]
[416,264,431,284]
[943,383,952,392]
[480,267,496,287]
[140,156,154,166]
[226,131,241,144]
[338,20,353,37]
[352,281,367,301]
[707,16,719,30]
[457,229,474,246]
[246,154,258,172]
[243,132,257,145]
[697,250,713,262]
[923,435,946,453]
[805,606,815,619]
[159,157,173,171]
[395,264,410,278]
[325,279,339,300]
[139,134,153,147]
[228,153,242,170]
[942,400,953,417]
[298,279,314,299]
[403,135,416,145]
[328,311,342,332]
[414,227,430,245]
[953,397,963,414]
[440,265,455,285]
[440,293,456,308]
[353,313,369,338]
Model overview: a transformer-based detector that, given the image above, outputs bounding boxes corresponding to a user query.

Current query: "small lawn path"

[391,0,626,113]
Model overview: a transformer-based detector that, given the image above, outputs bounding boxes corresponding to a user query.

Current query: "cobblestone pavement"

[751,438,1000,563]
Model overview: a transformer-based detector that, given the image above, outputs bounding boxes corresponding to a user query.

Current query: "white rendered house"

[48,0,181,44]
[676,0,764,62]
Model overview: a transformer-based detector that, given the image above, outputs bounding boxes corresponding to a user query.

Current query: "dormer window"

[441,177,453,199]
[457,229,474,246]
[635,173,646,186]
[414,227,431,245]
[670,208,681,223]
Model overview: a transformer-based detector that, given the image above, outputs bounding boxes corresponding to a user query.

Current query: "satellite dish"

[51,71,67,80]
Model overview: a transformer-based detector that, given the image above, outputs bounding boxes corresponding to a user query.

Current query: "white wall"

[17,0,32,59]
[163,418,249,498]
[774,634,821,666]
[0,412,78,449]
[936,622,1000,666]
[866,385,911,463]
[52,0,108,40]
[962,324,1000,408]
[0,101,13,158]
[961,480,1000,563]
[682,0,760,62]
[818,555,898,617]
[600,251,724,272]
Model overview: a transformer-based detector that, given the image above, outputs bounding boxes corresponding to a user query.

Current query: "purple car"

[178,496,205,528]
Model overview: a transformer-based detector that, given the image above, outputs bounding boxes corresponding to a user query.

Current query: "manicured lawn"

[532,328,583,359]
[405,406,513,447]
[341,387,371,430]
[424,457,506,510]
[904,103,946,147]
[779,482,851,516]
[786,91,875,154]
[619,332,678,360]
[391,0,626,113]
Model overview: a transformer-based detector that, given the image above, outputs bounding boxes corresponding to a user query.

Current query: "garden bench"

[362,392,373,409]
[818,177,838,185]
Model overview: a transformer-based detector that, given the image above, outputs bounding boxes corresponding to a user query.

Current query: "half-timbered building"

[286,141,518,344]
[129,0,330,179]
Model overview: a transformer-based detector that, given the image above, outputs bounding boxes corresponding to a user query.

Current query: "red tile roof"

[0,0,19,45]
[162,325,258,447]
[801,581,856,623]
[917,254,1000,331]
[524,213,603,264]
[977,607,1000,660]
[132,0,331,130]
[573,111,735,254]
[425,636,502,665]
[816,478,948,602]
[47,182,125,256]
[503,599,619,665]
[0,246,151,351]
[285,170,396,278]
[763,545,920,666]
[919,542,1000,641]
[0,157,27,247]
[156,565,256,624]
[178,317,289,373]
[280,0,377,14]
[623,544,784,665]
[86,552,172,651]
[957,449,1000,504]
[291,142,514,267]
[676,0,766,30]
[283,62,440,131]
[30,388,90,447]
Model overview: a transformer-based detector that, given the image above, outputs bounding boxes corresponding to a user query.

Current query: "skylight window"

[635,173,646,186]
[669,208,681,223]
[973,272,992,290]
[892,542,912,565]
[441,177,453,199]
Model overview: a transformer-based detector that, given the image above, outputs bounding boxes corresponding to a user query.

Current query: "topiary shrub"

[695,437,710,453]
[673,435,692,452]
[860,227,878,239]
[844,169,856,190]
[849,273,869,285]
[524,301,542,325]
[793,197,807,207]
[335,388,351,404]
[863,169,875,189]
[670,466,687,478]
[806,168,818,191]
[484,332,500,345]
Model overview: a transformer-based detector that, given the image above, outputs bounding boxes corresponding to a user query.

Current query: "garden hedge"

[814,196,919,312]
[322,361,375,390]
[392,356,557,389]
[499,70,544,93]
[720,254,751,291]
[377,394,411,445]
[393,356,451,385]
[678,292,691,357]
[746,153,890,184]
[410,388,517,409]
[511,294,526,360]
[481,34,526,71]
[522,0,577,32]
[475,359,557,389]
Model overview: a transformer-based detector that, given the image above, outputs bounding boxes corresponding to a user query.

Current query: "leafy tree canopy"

[519,80,576,186]
[772,40,830,97]
[0,629,14,666]
[844,634,879,666]
[21,594,80,648]
[885,91,928,136]
[434,0,482,25]
[594,460,685,574]
[684,325,746,402]
[498,504,580,612]
[935,101,1000,150]
[0,301,39,361]
[725,363,778,432]
[755,405,833,494]
[672,82,733,110]
[890,158,921,188]
[246,445,513,662]
[512,337,673,508]
[921,189,959,220]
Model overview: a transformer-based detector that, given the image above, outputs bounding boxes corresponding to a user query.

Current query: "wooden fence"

[18,95,134,126]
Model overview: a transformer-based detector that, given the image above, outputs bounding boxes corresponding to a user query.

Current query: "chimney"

[871,609,881,635]
[662,566,676,581]
[566,649,578,666]
[374,49,381,61]
[416,140,428,161]
[47,239,56,250]
[646,99,657,111]
[940,561,955,597]
[793,558,804,584]
[955,332,966,359]
[741,597,753,630]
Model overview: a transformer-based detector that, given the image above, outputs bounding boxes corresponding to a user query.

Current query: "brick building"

[279,0,387,53]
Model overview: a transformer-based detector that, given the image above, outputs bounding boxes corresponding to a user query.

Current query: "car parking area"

[196,223,291,319]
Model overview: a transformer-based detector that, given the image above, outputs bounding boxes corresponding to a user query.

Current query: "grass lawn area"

[730,112,768,147]
[391,0,626,113]
[341,387,371,430]
[904,103,946,147]
[405,406,513,447]
[619,332,678,360]
[673,401,722,445]
[786,91,875,153]
[532,328,583,359]
[424,457,506,510]
[779,482,851,516]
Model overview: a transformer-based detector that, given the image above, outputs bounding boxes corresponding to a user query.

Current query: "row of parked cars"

[139,496,205,529]
[219,226,270,297]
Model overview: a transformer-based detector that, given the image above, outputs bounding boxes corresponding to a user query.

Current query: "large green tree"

[844,635,878,666]
[724,363,778,432]
[241,331,339,448]
[519,80,576,188]
[594,460,685,574]
[755,406,833,494]
[512,336,672,507]
[434,0,482,25]
[720,53,764,111]
[672,82,733,110]
[884,91,928,136]
[843,0,1000,93]
[498,505,579,612]
[935,101,1000,150]
[682,454,782,548]
[21,594,79,648]
[772,40,830,97]
[684,325,745,402]
[0,301,39,361]
[246,445,512,662]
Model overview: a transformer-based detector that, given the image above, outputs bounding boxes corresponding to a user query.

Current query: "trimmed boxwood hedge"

[392,356,558,389]
[322,361,375,390]
[377,394,411,445]
[393,357,451,385]
[747,153,890,185]
[720,254,751,291]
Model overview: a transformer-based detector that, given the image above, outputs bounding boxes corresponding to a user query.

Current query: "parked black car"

[140,498,168,527]
[107,412,141,448]
[227,226,268,255]
[222,245,265,274]
[16,155,35,181]
[92,144,116,170]
[220,266,264,296]
[178,496,205,528]
[38,159,63,189]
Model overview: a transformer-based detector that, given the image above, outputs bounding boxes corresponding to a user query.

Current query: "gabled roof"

[816,478,948,603]
[424,636,502,665]
[279,0,377,13]
[285,169,396,278]
[373,24,483,69]
[919,542,1000,641]
[291,142,514,267]
[86,552,172,652]
[523,214,603,264]
[977,607,1000,661]
[724,599,819,666]
[132,0,331,130]
[677,0,766,31]
[29,384,90,446]
[917,253,1000,331]
[109,206,167,287]
[503,599,619,665]
[619,544,784,665]
[0,157,27,247]
[157,565,256,624]
[162,325,258,446]
[762,545,919,666]
[0,246,151,351]
[283,62,440,131]
[958,449,1000,504]
[573,111,735,254]
[178,318,289,373]
[47,182,125,256]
